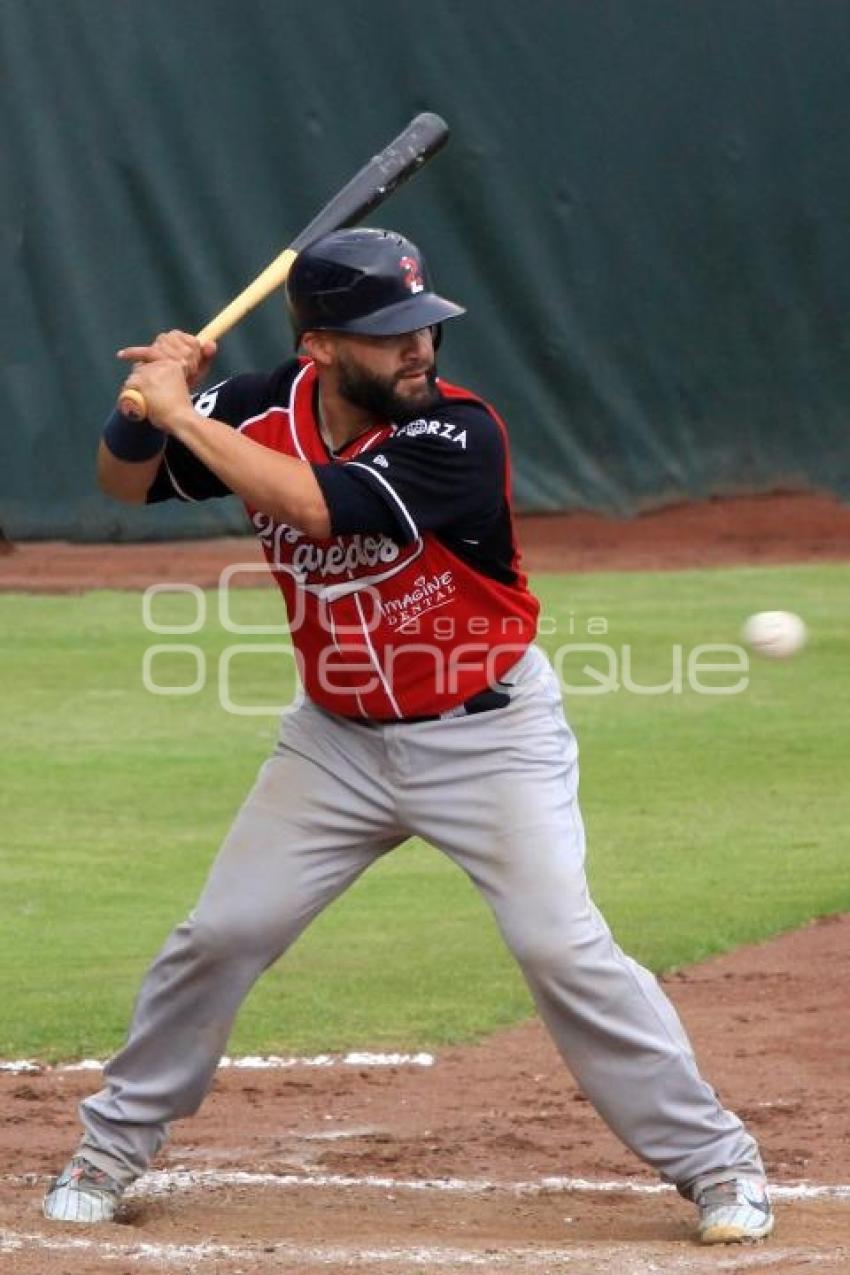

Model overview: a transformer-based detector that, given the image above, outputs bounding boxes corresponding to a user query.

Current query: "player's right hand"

[117,330,218,392]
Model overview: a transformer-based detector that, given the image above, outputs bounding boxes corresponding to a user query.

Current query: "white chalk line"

[0,1051,434,1075]
[127,1171,850,1203]
[6,1169,850,1202]
[0,1230,838,1272]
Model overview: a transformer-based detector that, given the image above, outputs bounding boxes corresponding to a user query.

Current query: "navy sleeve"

[312,401,506,543]
[146,369,290,504]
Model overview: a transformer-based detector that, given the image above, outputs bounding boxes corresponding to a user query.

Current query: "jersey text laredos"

[148,359,540,719]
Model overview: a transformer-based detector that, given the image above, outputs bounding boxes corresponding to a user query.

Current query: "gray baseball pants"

[79,645,763,1196]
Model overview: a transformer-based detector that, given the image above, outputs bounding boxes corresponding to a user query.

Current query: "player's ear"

[301,330,336,368]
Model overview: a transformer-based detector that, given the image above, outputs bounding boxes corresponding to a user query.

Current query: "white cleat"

[43,1155,123,1223]
[696,1176,775,1244]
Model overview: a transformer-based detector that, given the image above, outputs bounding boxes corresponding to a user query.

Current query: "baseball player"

[44,228,773,1244]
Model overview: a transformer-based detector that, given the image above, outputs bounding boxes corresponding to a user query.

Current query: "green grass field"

[1,563,848,1061]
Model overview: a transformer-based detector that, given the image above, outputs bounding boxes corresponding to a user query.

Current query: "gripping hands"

[117,331,218,424]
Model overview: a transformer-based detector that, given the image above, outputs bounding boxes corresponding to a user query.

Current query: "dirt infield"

[2,491,850,592]
[1,916,848,1273]
[2,491,849,1271]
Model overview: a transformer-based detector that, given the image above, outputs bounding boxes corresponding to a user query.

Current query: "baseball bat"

[118,112,450,420]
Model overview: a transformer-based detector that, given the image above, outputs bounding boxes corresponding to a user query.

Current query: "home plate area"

[0,1171,846,1274]
[1,916,849,1274]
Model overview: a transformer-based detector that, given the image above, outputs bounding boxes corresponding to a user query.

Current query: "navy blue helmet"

[286,228,465,341]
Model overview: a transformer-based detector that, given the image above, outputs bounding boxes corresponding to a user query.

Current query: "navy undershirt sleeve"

[312,465,404,538]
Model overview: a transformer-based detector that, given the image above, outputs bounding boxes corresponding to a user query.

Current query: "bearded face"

[335,336,440,420]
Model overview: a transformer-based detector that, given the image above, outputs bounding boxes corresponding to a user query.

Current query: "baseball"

[741,610,807,659]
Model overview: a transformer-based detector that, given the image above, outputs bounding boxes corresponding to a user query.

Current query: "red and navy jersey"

[147,358,539,719]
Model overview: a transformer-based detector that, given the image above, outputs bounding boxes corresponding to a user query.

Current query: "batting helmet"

[286,228,465,341]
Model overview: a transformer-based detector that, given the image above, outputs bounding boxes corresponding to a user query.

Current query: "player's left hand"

[120,359,194,432]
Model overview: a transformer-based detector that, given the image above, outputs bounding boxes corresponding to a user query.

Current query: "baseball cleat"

[43,1155,123,1223]
[696,1176,774,1244]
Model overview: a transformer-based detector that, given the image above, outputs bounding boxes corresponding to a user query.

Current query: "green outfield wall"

[3,0,850,540]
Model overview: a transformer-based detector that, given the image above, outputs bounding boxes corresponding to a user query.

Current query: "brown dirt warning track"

[2,491,850,591]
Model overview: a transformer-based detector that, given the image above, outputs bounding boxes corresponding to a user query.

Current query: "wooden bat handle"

[117,247,299,420]
[117,387,148,421]
[196,247,298,343]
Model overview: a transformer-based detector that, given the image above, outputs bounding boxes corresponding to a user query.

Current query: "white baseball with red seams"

[742,610,807,659]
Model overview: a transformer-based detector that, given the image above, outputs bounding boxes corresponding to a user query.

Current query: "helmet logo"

[399,255,425,295]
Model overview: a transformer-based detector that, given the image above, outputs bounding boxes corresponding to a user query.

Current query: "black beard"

[337,358,440,420]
